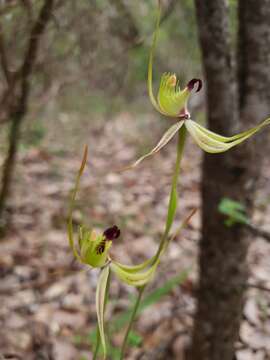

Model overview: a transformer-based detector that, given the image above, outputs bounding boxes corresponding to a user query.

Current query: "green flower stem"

[120,285,145,360]
[93,269,111,360]
[93,328,100,360]
[155,124,187,260]
[119,125,187,359]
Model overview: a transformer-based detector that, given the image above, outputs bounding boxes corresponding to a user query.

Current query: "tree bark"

[191,0,270,359]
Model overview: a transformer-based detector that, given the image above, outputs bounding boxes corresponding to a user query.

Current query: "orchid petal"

[111,260,159,287]
[112,257,154,274]
[124,121,184,170]
[190,121,232,142]
[186,118,270,153]
[112,209,196,280]
[96,266,110,359]
[193,118,270,143]
[186,120,232,153]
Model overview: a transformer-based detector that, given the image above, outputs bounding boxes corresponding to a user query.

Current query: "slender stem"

[120,286,145,360]
[154,125,187,261]
[93,330,100,360]
[119,125,187,359]
[93,269,111,360]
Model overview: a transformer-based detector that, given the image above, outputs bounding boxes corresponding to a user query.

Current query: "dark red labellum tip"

[103,225,121,240]
[187,78,203,93]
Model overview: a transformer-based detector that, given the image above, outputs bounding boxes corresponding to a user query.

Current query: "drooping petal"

[192,118,269,143]
[195,117,270,143]
[96,266,110,359]
[185,120,233,153]
[124,121,184,170]
[185,118,270,153]
[110,207,196,292]
[189,121,232,142]
[111,260,159,287]
[112,256,154,274]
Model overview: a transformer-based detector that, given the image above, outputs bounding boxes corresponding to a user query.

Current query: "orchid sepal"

[110,257,159,287]
[124,120,184,170]
[96,265,110,359]
[186,118,270,154]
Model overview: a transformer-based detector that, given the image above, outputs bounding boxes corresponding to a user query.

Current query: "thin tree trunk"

[190,0,270,359]
[0,0,54,230]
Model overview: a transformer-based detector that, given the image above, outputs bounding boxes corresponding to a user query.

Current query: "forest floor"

[1,111,270,360]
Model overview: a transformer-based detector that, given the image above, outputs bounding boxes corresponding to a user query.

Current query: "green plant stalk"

[93,328,101,360]
[119,126,187,359]
[119,286,145,360]
[93,269,111,360]
[155,125,187,260]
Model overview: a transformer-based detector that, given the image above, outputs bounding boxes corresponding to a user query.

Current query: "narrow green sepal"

[123,121,184,170]
[185,118,270,153]
[112,257,154,274]
[96,266,110,359]
[111,258,159,287]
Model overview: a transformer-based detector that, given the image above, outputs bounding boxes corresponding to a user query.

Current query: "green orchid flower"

[67,147,160,277]
[68,147,196,358]
[67,147,165,358]
[77,225,115,268]
[127,2,270,169]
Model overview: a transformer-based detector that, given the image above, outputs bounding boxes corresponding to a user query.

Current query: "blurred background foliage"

[0,0,202,128]
[0,2,203,181]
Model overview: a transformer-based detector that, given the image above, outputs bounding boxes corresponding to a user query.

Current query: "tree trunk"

[191,0,270,359]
